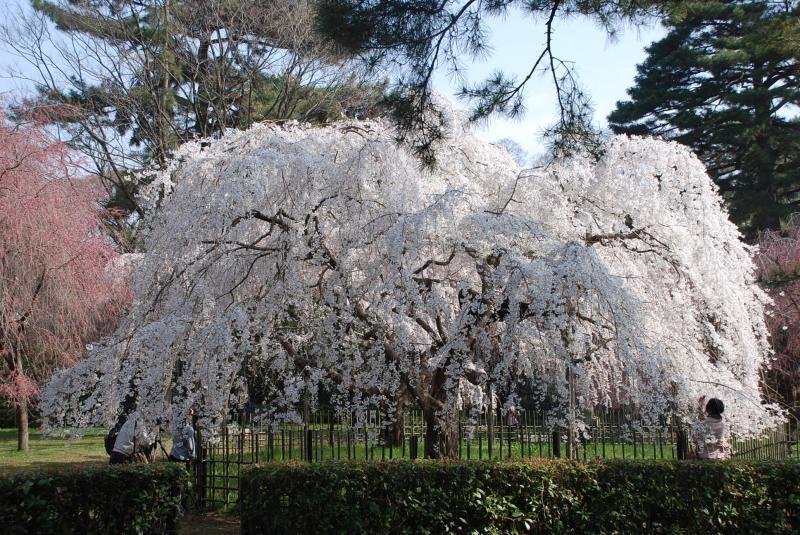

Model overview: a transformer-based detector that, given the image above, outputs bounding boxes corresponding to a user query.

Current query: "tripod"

[154,436,170,461]
[132,423,170,463]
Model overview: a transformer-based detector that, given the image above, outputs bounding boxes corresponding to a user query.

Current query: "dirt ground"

[178,512,241,535]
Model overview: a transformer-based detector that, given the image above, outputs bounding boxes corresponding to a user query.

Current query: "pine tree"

[316,0,671,164]
[608,0,800,237]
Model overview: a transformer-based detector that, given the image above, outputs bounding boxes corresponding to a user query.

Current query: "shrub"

[0,462,188,534]
[241,459,800,534]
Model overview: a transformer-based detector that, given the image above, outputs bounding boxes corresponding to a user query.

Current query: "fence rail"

[193,408,797,511]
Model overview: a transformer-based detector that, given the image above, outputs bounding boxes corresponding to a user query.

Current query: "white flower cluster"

[40,109,780,441]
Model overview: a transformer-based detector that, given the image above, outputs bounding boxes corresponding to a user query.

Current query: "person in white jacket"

[110,410,154,464]
[692,397,731,460]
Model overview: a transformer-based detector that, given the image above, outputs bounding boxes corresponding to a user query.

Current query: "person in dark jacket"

[169,408,196,462]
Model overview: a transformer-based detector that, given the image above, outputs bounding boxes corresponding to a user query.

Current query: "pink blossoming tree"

[0,116,130,450]
[756,219,800,421]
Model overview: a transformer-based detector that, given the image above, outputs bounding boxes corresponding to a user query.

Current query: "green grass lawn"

[0,427,110,474]
[0,427,186,475]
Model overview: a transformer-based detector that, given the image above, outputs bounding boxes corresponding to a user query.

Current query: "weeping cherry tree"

[40,104,780,457]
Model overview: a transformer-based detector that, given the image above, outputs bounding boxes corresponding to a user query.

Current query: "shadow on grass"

[0,459,108,476]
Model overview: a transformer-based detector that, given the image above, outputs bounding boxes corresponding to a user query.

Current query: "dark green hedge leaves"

[241,459,800,534]
[0,463,188,535]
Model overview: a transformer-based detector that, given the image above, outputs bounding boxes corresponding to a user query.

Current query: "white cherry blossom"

[40,107,780,456]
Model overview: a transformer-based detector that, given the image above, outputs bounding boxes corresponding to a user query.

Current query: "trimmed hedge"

[241,459,800,534]
[0,463,188,534]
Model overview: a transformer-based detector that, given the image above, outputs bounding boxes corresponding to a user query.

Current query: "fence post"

[567,366,577,459]
[487,384,494,459]
[304,376,311,462]
[328,412,334,447]
[194,420,206,510]
[306,429,313,462]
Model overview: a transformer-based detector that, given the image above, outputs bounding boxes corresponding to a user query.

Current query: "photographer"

[110,410,155,464]
[691,396,731,460]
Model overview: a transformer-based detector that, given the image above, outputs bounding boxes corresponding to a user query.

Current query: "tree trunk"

[17,401,29,451]
[383,411,405,448]
[195,38,210,137]
[9,350,30,451]
[420,366,459,459]
[384,386,409,448]
[423,408,458,459]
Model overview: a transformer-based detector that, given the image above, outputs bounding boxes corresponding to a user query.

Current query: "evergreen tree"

[608,0,800,237]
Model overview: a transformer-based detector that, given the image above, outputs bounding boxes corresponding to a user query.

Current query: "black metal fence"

[192,408,798,511]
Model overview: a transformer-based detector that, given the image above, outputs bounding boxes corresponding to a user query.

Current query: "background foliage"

[756,219,800,420]
[2,0,379,220]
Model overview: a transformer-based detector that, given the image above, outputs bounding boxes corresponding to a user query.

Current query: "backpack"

[104,418,126,455]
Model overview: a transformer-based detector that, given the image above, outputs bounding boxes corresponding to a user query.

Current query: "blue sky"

[432,10,666,158]
[0,1,665,160]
